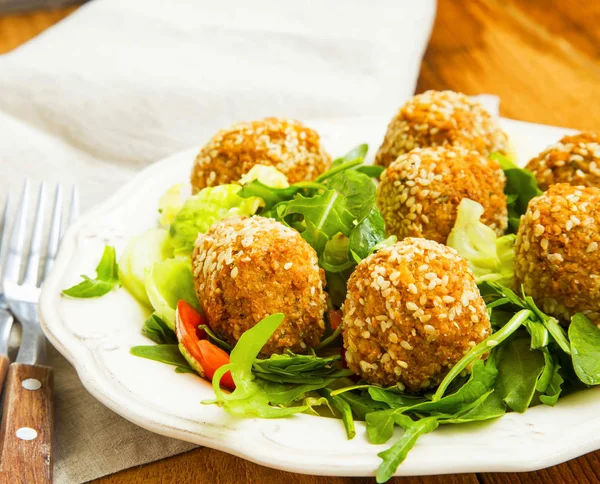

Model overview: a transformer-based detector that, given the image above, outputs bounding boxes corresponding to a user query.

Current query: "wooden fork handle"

[0,363,54,483]
[0,354,9,395]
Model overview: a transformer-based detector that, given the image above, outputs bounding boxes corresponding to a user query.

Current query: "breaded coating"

[525,132,600,190]
[375,90,509,168]
[377,146,507,243]
[192,216,327,355]
[342,238,491,392]
[190,117,331,192]
[515,183,600,323]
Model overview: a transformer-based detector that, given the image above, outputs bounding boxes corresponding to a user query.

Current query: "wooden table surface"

[1,1,599,483]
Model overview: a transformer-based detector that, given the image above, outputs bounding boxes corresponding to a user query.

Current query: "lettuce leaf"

[144,258,200,329]
[168,184,260,255]
[447,198,515,287]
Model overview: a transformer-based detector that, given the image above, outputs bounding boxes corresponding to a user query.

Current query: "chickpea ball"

[375,90,509,168]
[342,238,491,392]
[525,132,600,190]
[377,146,508,243]
[190,117,331,192]
[192,216,327,354]
[515,183,600,322]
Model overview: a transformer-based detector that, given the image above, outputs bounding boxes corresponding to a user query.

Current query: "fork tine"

[22,183,47,286]
[3,179,30,284]
[42,185,63,281]
[0,193,12,261]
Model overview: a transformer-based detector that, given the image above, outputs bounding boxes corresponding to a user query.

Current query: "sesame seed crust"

[374,90,509,168]
[192,215,327,355]
[190,117,331,192]
[377,146,508,243]
[525,132,600,191]
[342,238,491,392]
[515,183,600,322]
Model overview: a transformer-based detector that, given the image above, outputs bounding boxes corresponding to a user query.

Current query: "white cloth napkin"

[0,0,436,482]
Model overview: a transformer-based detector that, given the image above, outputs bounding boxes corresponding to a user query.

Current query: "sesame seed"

[400,340,414,350]
[283,262,293,270]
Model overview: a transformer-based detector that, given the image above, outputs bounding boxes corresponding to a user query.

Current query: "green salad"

[63,146,600,483]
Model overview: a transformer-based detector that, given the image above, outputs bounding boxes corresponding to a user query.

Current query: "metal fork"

[0,179,78,483]
[0,196,15,394]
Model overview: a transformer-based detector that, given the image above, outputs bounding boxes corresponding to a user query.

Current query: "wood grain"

[0,363,54,483]
[96,447,478,484]
[2,1,600,483]
[417,0,600,131]
[0,5,77,54]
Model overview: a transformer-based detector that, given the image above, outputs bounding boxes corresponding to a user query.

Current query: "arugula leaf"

[569,313,600,385]
[324,170,376,224]
[320,388,356,439]
[367,387,427,409]
[199,324,233,351]
[525,296,570,354]
[539,359,564,406]
[494,335,545,412]
[238,181,310,211]
[257,379,336,405]
[62,246,121,298]
[432,309,531,401]
[130,344,192,370]
[366,409,414,445]
[375,417,439,483]
[348,208,386,261]
[277,190,355,254]
[481,282,570,354]
[331,144,369,167]
[490,152,542,232]
[442,390,506,423]
[141,313,177,344]
[206,314,309,418]
[252,352,352,384]
[336,390,388,421]
[356,165,385,179]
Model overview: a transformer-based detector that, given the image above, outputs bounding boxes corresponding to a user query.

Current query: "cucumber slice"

[119,228,171,307]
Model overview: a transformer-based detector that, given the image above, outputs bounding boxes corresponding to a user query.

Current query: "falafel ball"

[190,117,331,192]
[342,238,491,392]
[525,132,600,190]
[377,146,508,243]
[515,183,600,323]
[192,215,327,354]
[375,90,509,168]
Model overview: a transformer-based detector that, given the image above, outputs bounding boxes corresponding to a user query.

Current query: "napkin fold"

[0,0,436,482]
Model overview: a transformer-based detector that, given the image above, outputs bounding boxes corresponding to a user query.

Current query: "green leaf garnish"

[490,152,542,232]
[569,313,600,385]
[62,246,121,298]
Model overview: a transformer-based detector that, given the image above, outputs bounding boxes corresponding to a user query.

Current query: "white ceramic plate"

[40,117,600,477]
